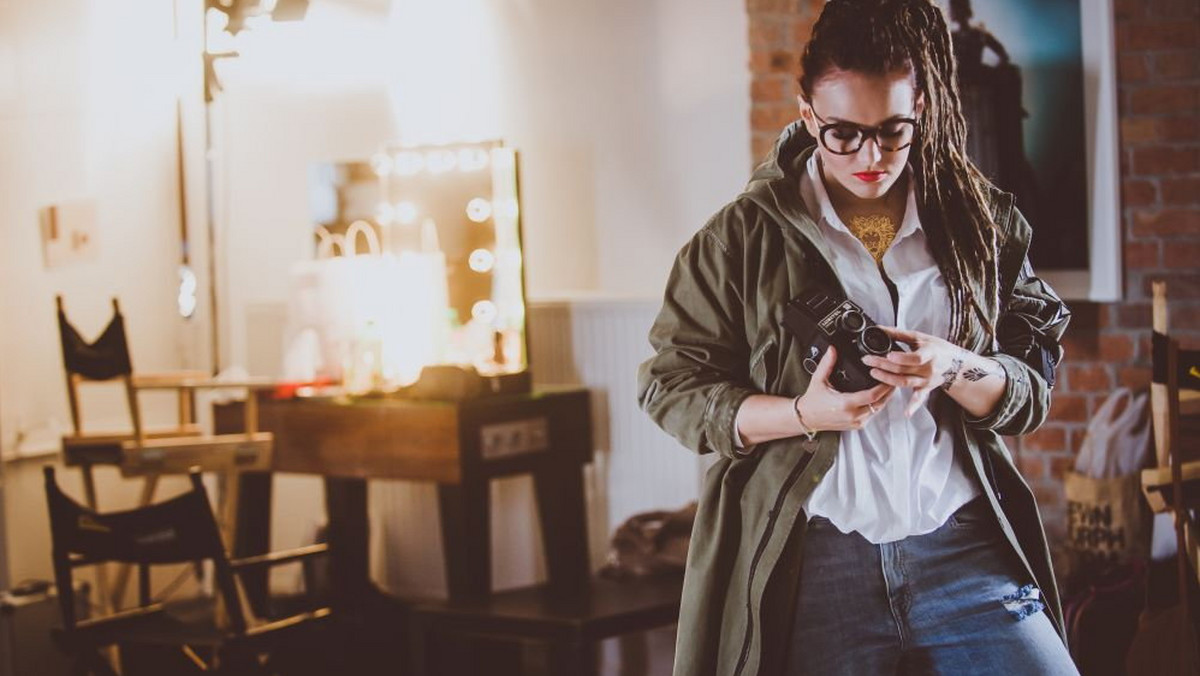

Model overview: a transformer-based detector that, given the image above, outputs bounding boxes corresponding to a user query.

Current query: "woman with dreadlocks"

[637,0,1075,674]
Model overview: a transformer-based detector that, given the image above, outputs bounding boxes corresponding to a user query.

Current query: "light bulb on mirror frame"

[426,150,457,174]
[375,202,395,225]
[457,148,490,172]
[472,300,498,324]
[468,249,495,273]
[466,198,492,223]
[370,152,393,177]
[394,201,418,225]
[392,151,424,176]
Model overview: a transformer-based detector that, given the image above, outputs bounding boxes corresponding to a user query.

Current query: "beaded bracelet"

[792,394,818,441]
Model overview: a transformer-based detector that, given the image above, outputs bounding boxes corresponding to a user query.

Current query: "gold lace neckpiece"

[846,214,898,264]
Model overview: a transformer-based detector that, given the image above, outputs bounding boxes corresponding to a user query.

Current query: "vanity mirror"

[294,141,529,396]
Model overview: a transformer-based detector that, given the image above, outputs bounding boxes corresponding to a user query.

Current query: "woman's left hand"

[861,326,971,419]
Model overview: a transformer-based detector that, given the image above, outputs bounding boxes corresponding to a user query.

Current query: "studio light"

[207,0,310,36]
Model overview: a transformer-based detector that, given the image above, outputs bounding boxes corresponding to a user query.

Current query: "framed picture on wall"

[939,0,1121,301]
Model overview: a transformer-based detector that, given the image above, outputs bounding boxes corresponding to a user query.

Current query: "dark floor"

[414,625,678,676]
[117,620,678,675]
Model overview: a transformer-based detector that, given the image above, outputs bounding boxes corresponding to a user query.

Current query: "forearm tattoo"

[940,358,963,392]
[941,353,998,392]
[962,367,991,382]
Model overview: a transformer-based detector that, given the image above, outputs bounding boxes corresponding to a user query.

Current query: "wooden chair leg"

[178,388,196,427]
[214,471,257,631]
[220,471,241,548]
[122,375,144,445]
[65,372,83,437]
[216,391,256,626]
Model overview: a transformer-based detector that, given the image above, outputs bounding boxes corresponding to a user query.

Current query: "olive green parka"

[636,122,1072,676]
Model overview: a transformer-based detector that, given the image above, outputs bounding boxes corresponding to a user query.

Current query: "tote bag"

[1065,388,1153,574]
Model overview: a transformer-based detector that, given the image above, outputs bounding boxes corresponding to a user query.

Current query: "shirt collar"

[801,151,923,246]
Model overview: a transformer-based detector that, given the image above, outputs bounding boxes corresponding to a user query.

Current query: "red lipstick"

[853,171,886,183]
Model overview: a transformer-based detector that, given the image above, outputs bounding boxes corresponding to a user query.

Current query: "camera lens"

[859,326,892,355]
[839,310,865,333]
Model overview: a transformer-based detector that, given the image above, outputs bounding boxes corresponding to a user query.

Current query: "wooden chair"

[56,296,275,611]
[44,466,331,676]
[1139,282,1200,567]
[58,297,203,499]
[1134,282,1200,674]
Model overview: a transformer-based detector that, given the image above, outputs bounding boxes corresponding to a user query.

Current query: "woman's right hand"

[796,346,895,432]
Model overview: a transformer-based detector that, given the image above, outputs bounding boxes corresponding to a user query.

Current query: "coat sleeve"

[636,215,759,460]
[964,207,1071,437]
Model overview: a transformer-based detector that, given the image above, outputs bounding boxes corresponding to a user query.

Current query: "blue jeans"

[784,497,1079,675]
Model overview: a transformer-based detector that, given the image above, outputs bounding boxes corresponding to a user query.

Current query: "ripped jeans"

[784,497,1080,675]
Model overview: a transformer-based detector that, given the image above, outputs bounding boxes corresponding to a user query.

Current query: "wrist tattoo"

[962,366,991,382]
[940,358,963,392]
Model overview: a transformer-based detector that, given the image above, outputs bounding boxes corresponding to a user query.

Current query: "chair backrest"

[56,296,133,382]
[1151,331,1200,452]
[42,466,247,635]
[1150,282,1200,466]
[56,296,140,438]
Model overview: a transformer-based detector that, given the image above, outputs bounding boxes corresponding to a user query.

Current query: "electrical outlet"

[480,417,549,460]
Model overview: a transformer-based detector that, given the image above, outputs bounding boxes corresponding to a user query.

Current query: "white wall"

[0,0,212,589]
[0,0,204,454]
[490,0,753,299]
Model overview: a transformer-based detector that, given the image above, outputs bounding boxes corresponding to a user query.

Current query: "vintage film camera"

[783,289,899,392]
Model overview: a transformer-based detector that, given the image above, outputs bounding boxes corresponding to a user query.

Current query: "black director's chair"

[44,466,330,675]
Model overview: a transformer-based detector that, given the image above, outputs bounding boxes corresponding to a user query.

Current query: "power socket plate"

[480,417,549,460]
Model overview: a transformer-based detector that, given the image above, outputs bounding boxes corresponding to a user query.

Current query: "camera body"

[783,289,898,392]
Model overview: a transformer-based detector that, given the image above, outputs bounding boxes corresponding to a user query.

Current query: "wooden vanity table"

[216,387,594,613]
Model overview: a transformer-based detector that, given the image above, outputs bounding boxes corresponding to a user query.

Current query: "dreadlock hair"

[799,0,999,349]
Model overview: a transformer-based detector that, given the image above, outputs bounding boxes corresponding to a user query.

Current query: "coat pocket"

[749,336,778,391]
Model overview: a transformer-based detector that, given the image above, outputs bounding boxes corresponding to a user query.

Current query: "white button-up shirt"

[786,152,979,543]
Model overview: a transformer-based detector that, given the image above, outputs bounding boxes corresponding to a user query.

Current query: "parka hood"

[738,121,841,267]
[741,121,817,226]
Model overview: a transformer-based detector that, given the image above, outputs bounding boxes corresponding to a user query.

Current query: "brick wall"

[747,0,1200,552]
[748,0,825,162]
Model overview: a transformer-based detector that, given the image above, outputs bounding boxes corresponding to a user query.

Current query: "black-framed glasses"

[808,104,918,156]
